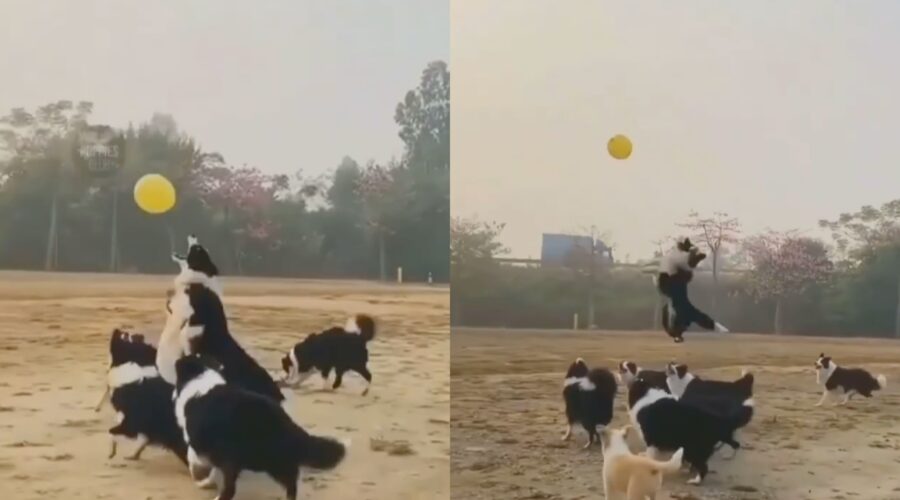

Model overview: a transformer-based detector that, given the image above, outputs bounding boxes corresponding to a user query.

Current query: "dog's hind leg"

[722,438,740,460]
[686,462,708,485]
[839,390,856,406]
[688,306,728,333]
[320,367,333,391]
[108,419,134,459]
[357,367,373,396]
[216,463,240,500]
[271,466,300,500]
[561,423,572,441]
[124,434,149,460]
[332,369,346,391]
[107,434,118,459]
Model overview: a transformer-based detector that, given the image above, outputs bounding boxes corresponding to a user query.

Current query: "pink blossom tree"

[192,164,288,273]
[744,230,833,334]
[678,211,741,317]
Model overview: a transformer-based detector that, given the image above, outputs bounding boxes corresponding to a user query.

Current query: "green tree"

[0,100,93,269]
[819,200,900,336]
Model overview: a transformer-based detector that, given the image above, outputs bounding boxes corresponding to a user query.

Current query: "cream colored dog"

[600,426,683,500]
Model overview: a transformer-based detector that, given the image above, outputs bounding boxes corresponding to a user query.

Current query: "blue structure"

[541,233,614,268]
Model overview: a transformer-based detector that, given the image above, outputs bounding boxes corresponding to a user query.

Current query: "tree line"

[451,200,900,338]
[0,62,449,282]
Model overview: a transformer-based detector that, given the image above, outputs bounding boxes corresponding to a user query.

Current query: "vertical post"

[587,225,597,329]
[109,187,119,272]
[397,267,403,284]
[428,272,433,285]
[573,313,579,330]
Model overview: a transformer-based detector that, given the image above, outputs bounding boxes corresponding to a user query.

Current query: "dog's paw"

[686,475,702,485]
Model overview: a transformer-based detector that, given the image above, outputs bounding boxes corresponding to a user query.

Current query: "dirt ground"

[451,328,900,500]
[0,271,449,500]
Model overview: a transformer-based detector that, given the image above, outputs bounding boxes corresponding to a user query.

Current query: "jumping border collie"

[665,362,755,457]
[170,281,284,403]
[174,354,347,500]
[618,361,669,392]
[561,358,618,449]
[628,377,753,484]
[281,315,376,395]
[656,238,728,342]
[95,328,158,412]
[815,353,887,407]
[104,332,187,464]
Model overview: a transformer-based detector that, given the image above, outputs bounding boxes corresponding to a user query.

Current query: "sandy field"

[0,271,449,500]
[451,328,900,500]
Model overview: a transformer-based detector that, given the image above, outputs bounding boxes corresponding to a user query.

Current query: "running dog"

[815,353,887,406]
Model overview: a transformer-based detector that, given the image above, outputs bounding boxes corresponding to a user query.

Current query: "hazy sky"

[452,1,900,260]
[0,0,447,175]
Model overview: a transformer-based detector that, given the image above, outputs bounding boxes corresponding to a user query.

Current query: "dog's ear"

[676,364,688,379]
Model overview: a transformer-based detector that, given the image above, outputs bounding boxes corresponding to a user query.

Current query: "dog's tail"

[877,374,888,390]
[730,397,755,430]
[345,314,376,342]
[735,370,754,396]
[296,432,347,470]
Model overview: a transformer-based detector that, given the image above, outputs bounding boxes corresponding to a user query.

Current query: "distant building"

[540,233,614,268]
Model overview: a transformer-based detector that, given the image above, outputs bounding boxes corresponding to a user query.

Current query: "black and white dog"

[169,281,284,403]
[815,353,887,407]
[561,358,618,449]
[656,238,729,342]
[174,354,347,500]
[618,361,669,392]
[102,329,187,464]
[158,234,221,385]
[665,362,754,457]
[96,328,158,411]
[159,234,283,403]
[281,315,376,395]
[628,377,754,484]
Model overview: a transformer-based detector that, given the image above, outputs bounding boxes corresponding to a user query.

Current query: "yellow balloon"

[607,134,633,160]
[134,174,176,214]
